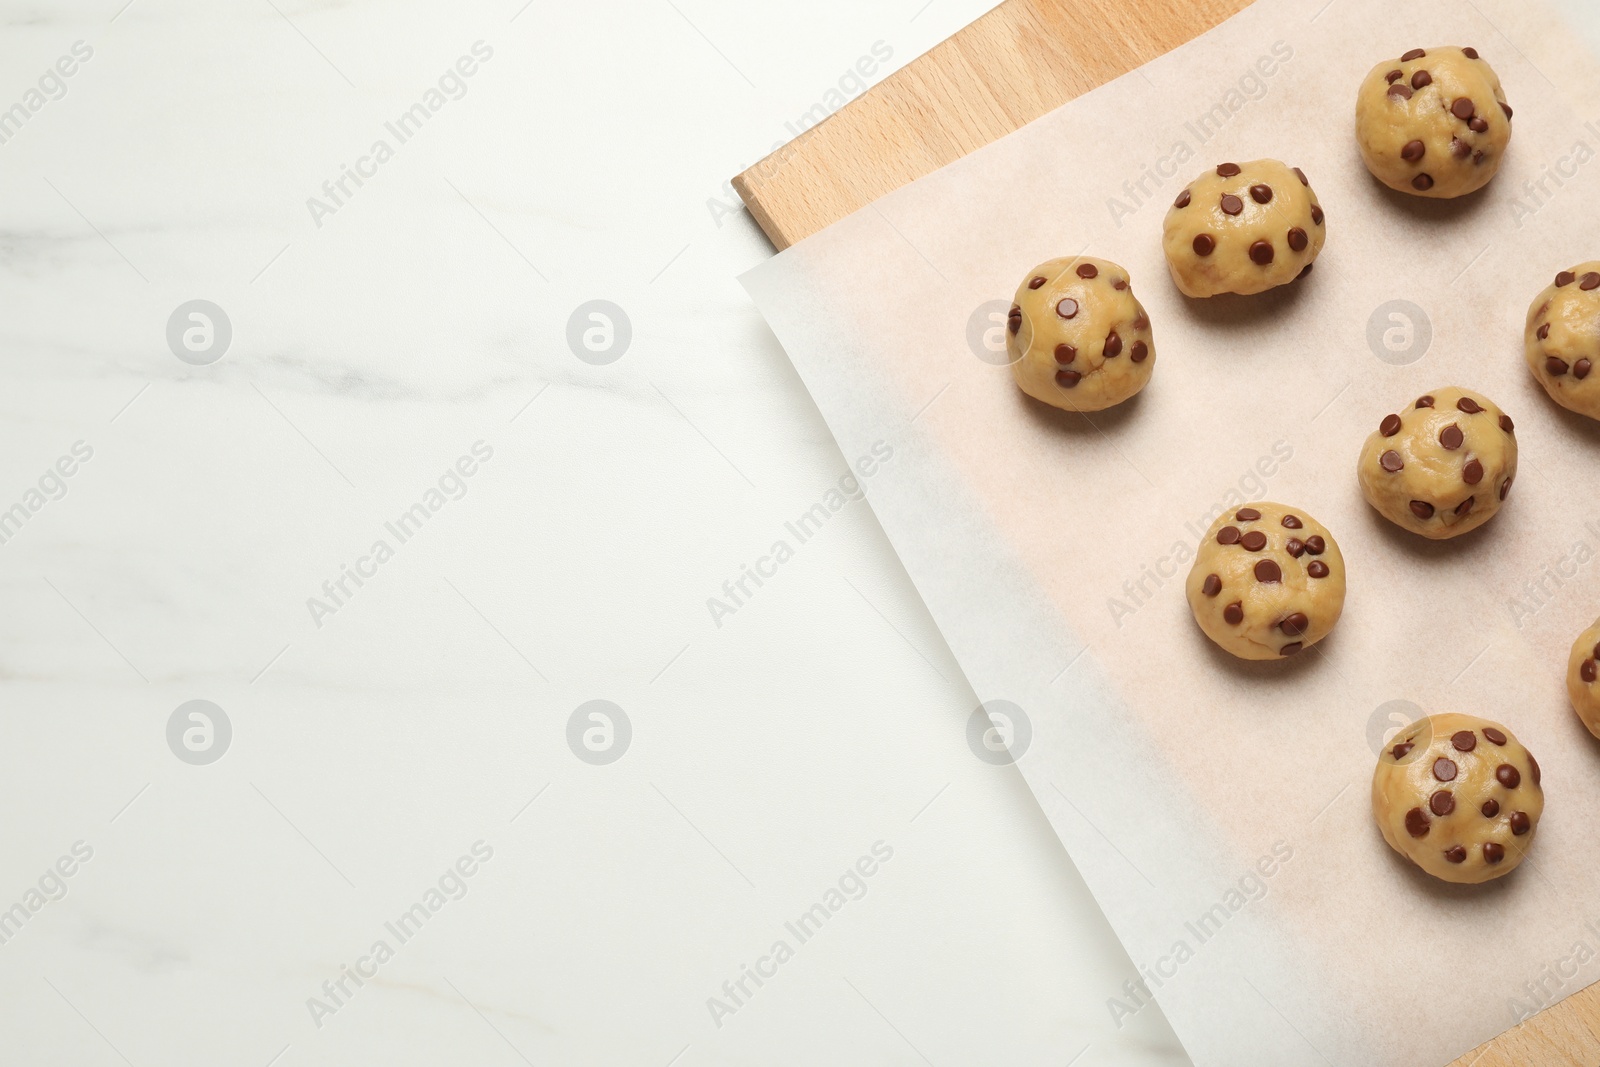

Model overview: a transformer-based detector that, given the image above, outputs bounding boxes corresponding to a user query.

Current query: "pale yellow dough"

[1526,262,1600,419]
[1007,256,1154,412]
[1566,617,1600,741]
[1161,159,1325,298]
[1185,502,1345,661]
[1355,46,1512,198]
[1357,386,1516,539]
[1372,712,1542,884]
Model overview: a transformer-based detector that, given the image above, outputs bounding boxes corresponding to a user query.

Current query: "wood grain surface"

[732,0,1600,1062]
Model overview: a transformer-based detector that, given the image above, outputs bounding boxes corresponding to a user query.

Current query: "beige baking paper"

[743,0,1600,1064]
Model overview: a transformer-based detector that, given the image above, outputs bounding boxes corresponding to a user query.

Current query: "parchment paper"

[743,1,1600,1063]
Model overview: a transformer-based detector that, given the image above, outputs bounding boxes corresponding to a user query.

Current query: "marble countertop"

[0,0,1188,1063]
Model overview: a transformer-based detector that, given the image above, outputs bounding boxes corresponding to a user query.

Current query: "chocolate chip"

[1537,323,1550,340]
[1221,193,1244,215]
[1577,359,1593,380]
[1401,139,1425,162]
[1217,526,1241,545]
[1440,424,1464,450]
[1380,414,1402,436]
[1386,69,1404,84]
[1434,757,1457,782]
[1455,496,1474,516]
[1131,341,1148,362]
[1280,612,1309,636]
[1224,601,1243,625]
[1410,500,1435,520]
[1236,508,1261,521]
[1500,414,1514,433]
[1501,102,1513,120]
[1103,331,1122,358]
[1482,799,1499,817]
[1388,83,1413,100]
[1445,845,1466,863]
[1456,397,1482,413]
[1405,808,1431,837]
[1412,174,1434,191]
[1280,642,1302,657]
[1254,559,1282,583]
[1028,276,1047,289]
[1055,343,1076,364]
[1510,811,1531,835]
[1496,764,1520,789]
[1583,272,1600,290]
[1133,312,1149,330]
[1381,450,1404,472]
[1451,98,1476,120]
[1287,227,1308,251]
[1240,530,1267,552]
[1310,204,1324,225]
[1451,137,1471,159]
[1216,162,1241,177]
[1430,790,1455,816]
[1285,538,1304,557]
[1193,234,1215,256]
[1469,116,1489,133]
[1499,478,1512,501]
[1112,278,1127,290]
[1393,741,1414,760]
[1451,730,1477,752]
[1530,754,1541,785]
[1483,842,1505,864]
[1307,560,1329,578]
[1055,369,1081,388]
[1249,240,1275,265]
[1304,535,1325,555]
[1548,356,1570,376]
[1463,47,1480,59]
[1281,515,1302,529]
[1298,263,1314,278]
[1175,189,1192,208]
[1557,270,1577,287]
[1250,184,1273,204]
[1484,727,1507,746]
[1583,658,1597,683]
[1202,574,1221,597]
[1076,263,1098,279]
[1056,298,1078,319]
[1293,167,1309,185]
[1411,70,1432,91]
[1401,48,1426,61]
[1464,459,1483,484]
[1416,395,1435,408]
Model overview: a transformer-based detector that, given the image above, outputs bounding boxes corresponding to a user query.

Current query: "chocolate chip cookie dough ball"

[1356,46,1512,198]
[1162,160,1325,297]
[1006,256,1154,412]
[1185,502,1345,660]
[1566,617,1600,740]
[1527,264,1600,419]
[1357,387,1516,539]
[1373,713,1542,884]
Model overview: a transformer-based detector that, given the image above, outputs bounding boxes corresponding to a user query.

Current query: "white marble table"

[0,0,1188,1062]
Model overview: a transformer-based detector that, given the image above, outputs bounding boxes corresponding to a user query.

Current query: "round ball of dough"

[1566,618,1600,740]
[1007,256,1154,412]
[1526,263,1600,419]
[1357,387,1516,539]
[1185,502,1346,660]
[1161,160,1325,298]
[1372,712,1542,884]
[1355,46,1512,198]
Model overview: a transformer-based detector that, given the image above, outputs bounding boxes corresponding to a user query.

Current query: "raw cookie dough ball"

[1185,502,1346,660]
[1566,617,1600,740]
[1007,256,1154,412]
[1162,160,1325,297]
[1372,712,1542,884]
[1356,46,1512,198]
[1526,264,1600,419]
[1357,387,1516,539]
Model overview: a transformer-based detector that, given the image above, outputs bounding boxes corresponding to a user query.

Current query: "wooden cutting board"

[732,1,1600,1063]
